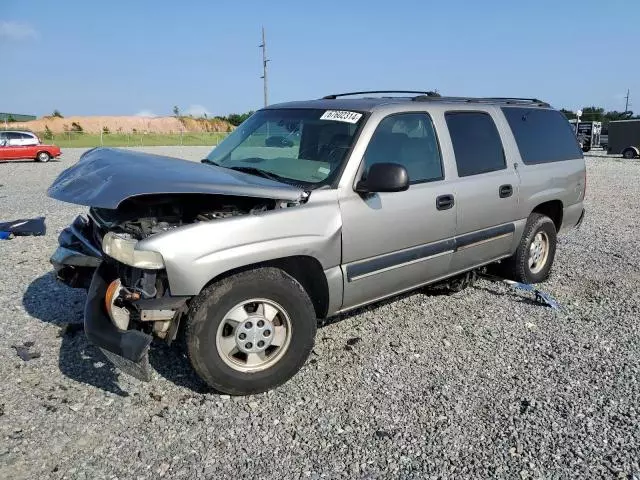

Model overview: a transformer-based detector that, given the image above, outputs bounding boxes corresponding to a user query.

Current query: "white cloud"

[0,21,38,41]
[134,110,156,117]
[184,104,211,117]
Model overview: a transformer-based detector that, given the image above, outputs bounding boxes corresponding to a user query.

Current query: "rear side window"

[501,107,583,164]
[20,133,35,139]
[445,112,505,177]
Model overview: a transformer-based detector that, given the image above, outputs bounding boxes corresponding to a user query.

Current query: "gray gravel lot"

[1,147,639,479]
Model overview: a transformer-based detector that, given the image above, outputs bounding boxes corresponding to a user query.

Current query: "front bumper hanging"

[85,263,154,381]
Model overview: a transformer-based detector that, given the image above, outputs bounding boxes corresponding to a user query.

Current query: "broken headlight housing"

[102,232,165,270]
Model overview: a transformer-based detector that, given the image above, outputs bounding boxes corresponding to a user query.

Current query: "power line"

[259,27,269,107]
[624,88,630,112]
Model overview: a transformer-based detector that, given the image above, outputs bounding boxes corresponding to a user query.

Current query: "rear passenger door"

[444,110,520,272]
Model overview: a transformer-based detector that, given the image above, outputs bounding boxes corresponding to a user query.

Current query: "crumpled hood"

[47,147,305,209]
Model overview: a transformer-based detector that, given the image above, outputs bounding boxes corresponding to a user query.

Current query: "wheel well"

[622,146,639,157]
[203,256,330,319]
[532,200,563,231]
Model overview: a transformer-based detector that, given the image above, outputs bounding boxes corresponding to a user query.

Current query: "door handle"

[499,184,513,198]
[436,194,455,210]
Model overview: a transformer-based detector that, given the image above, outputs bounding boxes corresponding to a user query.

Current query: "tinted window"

[362,113,443,184]
[445,112,505,177]
[6,132,21,139]
[501,107,583,164]
[20,133,35,139]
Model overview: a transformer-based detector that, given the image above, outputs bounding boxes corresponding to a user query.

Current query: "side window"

[445,112,505,177]
[362,113,443,184]
[7,132,21,140]
[501,107,583,164]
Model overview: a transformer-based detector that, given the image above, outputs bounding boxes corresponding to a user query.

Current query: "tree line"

[559,107,639,123]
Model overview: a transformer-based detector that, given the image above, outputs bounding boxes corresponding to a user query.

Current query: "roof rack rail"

[322,90,440,100]
[412,95,549,107]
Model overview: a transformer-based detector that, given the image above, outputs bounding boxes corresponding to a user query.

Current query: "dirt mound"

[8,116,233,134]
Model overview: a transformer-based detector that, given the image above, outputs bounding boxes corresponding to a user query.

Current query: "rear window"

[501,107,583,164]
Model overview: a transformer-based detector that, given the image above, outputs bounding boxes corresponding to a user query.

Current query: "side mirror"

[355,162,409,193]
[0,140,7,147]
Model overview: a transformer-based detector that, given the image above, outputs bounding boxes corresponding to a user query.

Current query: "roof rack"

[322,90,440,100]
[412,95,549,107]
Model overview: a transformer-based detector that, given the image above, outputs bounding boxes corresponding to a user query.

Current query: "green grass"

[38,132,231,148]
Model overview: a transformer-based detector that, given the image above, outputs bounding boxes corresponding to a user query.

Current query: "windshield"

[205,108,365,186]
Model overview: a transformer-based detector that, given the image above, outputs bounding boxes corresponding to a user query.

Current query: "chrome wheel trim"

[528,231,549,274]
[215,298,292,373]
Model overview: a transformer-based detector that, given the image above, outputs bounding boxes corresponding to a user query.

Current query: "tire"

[186,267,317,395]
[582,146,591,153]
[622,148,637,160]
[498,213,557,284]
[36,151,51,162]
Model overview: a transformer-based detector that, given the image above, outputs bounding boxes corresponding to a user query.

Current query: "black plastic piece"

[436,194,455,210]
[84,263,152,364]
[132,295,189,311]
[323,90,438,100]
[499,184,513,198]
[355,163,409,193]
[0,217,46,236]
[412,96,549,107]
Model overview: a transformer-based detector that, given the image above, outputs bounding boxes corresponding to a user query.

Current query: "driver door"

[339,112,457,309]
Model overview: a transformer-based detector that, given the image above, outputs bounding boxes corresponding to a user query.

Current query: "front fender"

[136,190,342,296]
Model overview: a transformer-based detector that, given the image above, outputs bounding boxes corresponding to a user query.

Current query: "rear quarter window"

[501,107,583,164]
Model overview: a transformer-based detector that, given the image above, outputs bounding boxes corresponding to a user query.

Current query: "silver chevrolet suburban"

[48,91,586,394]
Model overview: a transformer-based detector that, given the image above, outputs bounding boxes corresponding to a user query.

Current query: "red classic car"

[0,141,62,162]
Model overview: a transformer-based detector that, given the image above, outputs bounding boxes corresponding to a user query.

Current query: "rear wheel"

[186,267,317,395]
[36,151,51,162]
[622,148,637,160]
[497,213,557,284]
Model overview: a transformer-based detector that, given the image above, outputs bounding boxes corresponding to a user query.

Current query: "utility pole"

[624,88,630,113]
[259,26,269,107]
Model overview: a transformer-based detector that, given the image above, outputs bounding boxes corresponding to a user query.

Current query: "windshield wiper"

[201,158,287,183]
[227,166,286,182]
[200,158,219,166]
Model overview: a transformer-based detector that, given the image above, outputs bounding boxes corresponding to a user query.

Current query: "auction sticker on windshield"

[320,110,363,124]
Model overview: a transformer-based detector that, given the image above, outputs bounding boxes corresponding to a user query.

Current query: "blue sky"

[1,0,638,117]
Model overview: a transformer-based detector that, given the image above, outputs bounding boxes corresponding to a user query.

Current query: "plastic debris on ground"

[478,272,561,310]
[12,341,42,361]
[0,217,47,238]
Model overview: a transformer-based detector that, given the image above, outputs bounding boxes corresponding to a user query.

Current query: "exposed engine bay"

[88,193,302,240]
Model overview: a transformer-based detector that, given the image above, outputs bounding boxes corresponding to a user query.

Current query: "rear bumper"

[559,203,586,234]
[85,263,153,381]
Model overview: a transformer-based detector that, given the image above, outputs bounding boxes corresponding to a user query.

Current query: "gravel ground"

[0,147,639,479]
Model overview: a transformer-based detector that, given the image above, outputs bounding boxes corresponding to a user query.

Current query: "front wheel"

[36,151,51,162]
[498,213,557,284]
[186,267,317,395]
[622,148,637,160]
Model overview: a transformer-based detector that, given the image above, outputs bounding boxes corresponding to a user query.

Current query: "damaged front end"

[50,215,103,289]
[49,148,308,381]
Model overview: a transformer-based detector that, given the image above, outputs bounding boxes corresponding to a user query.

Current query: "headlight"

[102,232,164,269]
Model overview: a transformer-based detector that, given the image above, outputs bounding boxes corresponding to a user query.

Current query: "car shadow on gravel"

[23,272,130,396]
